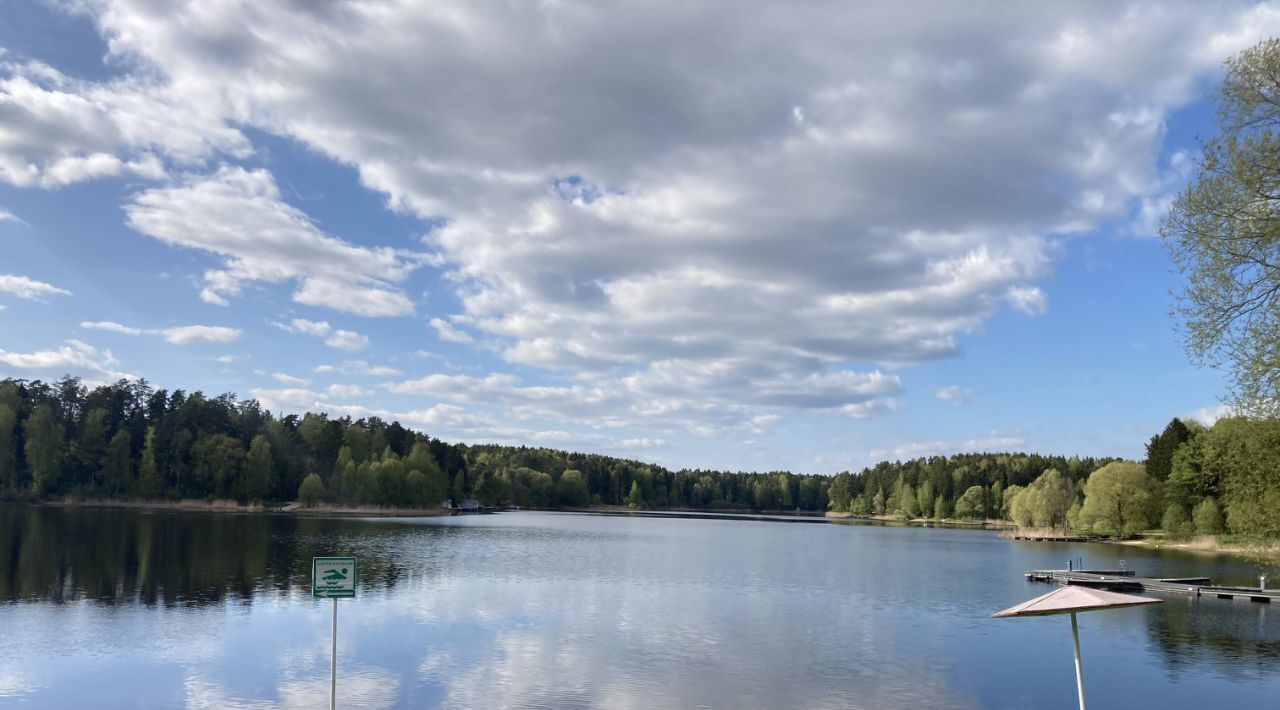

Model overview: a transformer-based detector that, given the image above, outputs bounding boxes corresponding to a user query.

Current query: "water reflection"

[1146,594,1280,680]
[0,505,412,605]
[3,504,1280,708]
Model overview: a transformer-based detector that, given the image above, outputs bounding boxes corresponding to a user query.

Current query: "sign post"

[313,557,357,710]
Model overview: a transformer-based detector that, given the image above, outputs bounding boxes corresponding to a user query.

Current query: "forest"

[1,376,1278,539]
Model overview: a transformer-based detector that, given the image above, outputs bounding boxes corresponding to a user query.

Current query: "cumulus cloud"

[869,433,1026,461]
[271,372,310,387]
[388,364,903,433]
[125,166,425,317]
[430,317,475,344]
[1185,403,1237,427]
[0,339,131,381]
[158,325,241,344]
[325,329,369,352]
[80,320,241,344]
[0,274,71,300]
[273,317,369,350]
[0,58,244,188]
[80,320,143,335]
[272,318,332,336]
[11,1,1280,440]
[935,386,973,405]
[313,360,402,377]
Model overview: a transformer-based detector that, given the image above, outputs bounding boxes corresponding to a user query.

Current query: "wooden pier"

[1026,569,1280,603]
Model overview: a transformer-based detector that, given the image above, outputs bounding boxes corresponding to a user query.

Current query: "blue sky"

[1,1,1273,473]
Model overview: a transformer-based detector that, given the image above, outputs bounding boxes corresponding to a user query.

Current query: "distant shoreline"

[31,496,453,518]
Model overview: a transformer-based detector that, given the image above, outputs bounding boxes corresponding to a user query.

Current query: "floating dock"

[1026,569,1280,603]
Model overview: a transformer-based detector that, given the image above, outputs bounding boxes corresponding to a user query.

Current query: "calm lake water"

[2,505,1279,709]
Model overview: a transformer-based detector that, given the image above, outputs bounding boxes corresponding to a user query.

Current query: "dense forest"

[0,376,1111,514]
[1,376,1278,539]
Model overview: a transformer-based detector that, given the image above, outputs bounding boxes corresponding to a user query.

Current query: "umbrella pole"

[1070,612,1086,710]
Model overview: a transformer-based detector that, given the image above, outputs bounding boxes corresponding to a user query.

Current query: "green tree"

[245,435,273,502]
[1194,497,1226,535]
[136,426,162,498]
[1162,503,1193,538]
[103,430,133,496]
[406,469,429,507]
[1010,470,1075,529]
[827,473,853,511]
[298,473,328,506]
[557,469,589,507]
[627,480,644,509]
[933,495,950,520]
[777,473,794,509]
[954,485,986,520]
[1000,484,1025,521]
[1202,417,1280,536]
[78,407,109,490]
[917,480,935,518]
[850,494,869,516]
[1161,38,1280,415]
[1078,462,1157,536]
[871,486,886,515]
[190,434,244,499]
[1145,418,1191,481]
[405,441,448,503]
[0,403,17,491]
[24,405,63,494]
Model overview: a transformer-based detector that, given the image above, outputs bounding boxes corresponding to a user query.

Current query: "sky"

[0,0,1274,474]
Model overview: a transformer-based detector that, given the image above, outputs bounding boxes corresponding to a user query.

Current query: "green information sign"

[312,556,357,598]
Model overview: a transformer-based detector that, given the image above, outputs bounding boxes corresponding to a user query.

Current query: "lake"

[1,504,1279,709]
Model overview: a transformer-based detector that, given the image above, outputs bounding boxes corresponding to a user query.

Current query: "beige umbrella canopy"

[994,586,1162,710]
[993,585,1162,618]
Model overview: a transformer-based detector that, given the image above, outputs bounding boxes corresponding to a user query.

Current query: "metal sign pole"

[313,557,356,710]
[1070,612,1086,710]
[331,597,338,710]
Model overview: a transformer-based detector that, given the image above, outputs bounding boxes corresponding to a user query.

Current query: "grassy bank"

[1110,534,1280,563]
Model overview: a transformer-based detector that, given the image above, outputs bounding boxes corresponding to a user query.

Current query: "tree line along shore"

[1,377,1278,549]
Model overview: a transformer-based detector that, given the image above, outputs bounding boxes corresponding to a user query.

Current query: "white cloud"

[0,58,244,188]
[1006,285,1048,315]
[325,329,369,351]
[81,320,241,345]
[0,339,131,381]
[272,318,332,336]
[248,387,331,412]
[157,325,241,344]
[271,372,310,387]
[81,320,143,335]
[325,383,368,399]
[1185,403,1237,427]
[124,166,424,317]
[430,317,474,344]
[10,1,1280,439]
[339,360,402,377]
[0,274,71,300]
[215,354,244,364]
[0,207,26,225]
[935,386,973,406]
[272,317,368,350]
[387,364,902,434]
[869,433,1026,461]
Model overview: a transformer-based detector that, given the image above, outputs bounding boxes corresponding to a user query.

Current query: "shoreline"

[35,496,454,518]
[23,499,1277,562]
[1107,535,1280,563]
